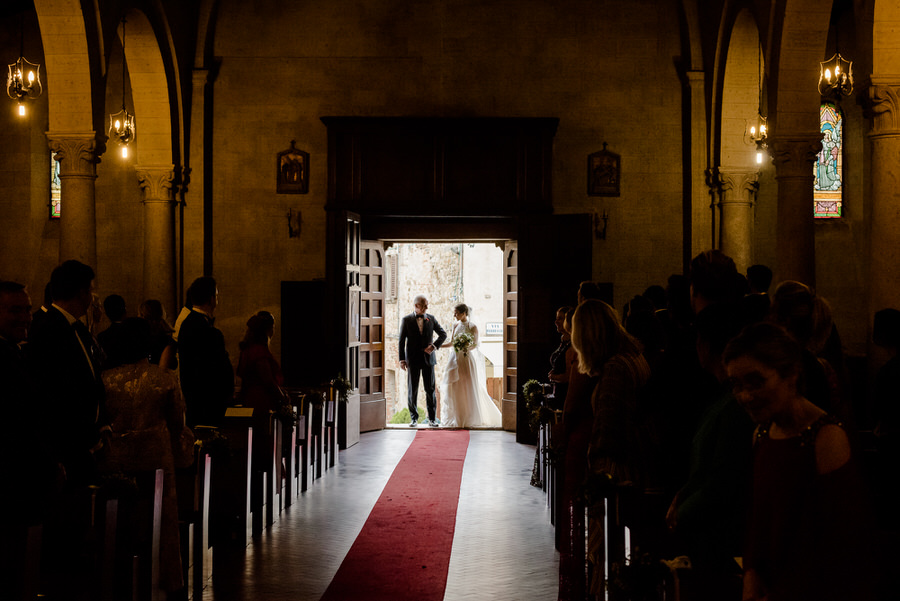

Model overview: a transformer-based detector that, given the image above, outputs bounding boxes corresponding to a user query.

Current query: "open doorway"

[380,242,505,427]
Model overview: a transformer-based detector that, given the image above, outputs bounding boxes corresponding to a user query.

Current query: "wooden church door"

[359,241,387,431]
[502,241,518,431]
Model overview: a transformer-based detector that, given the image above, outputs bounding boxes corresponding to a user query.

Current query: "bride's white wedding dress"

[440,319,502,428]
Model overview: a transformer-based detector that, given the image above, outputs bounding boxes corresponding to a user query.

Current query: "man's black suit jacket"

[2,336,61,521]
[26,306,106,485]
[398,312,447,368]
[178,310,235,427]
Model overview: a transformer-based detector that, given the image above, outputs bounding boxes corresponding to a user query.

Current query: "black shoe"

[409,419,418,427]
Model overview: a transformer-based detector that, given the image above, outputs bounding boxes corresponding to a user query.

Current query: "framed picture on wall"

[277,140,309,194]
[588,143,620,197]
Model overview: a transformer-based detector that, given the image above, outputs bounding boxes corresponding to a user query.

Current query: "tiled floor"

[203,429,558,601]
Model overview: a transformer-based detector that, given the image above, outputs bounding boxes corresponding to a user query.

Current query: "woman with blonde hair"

[571,299,653,597]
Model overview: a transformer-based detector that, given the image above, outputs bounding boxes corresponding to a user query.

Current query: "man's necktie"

[73,320,99,378]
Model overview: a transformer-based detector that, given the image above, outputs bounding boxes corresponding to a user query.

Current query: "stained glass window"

[50,152,60,219]
[814,102,843,218]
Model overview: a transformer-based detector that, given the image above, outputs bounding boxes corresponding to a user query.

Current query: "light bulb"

[115,119,121,130]
[760,124,766,135]
[750,125,757,136]
[122,145,128,158]
[835,65,840,76]
[756,151,763,164]
[18,104,25,116]
[27,70,34,83]
[825,68,832,82]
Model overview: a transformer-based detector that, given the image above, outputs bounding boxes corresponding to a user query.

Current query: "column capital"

[46,132,101,178]
[714,168,759,201]
[135,165,176,203]
[767,135,822,179]
[867,79,900,138]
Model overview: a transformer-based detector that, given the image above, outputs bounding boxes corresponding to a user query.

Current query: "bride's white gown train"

[440,320,502,428]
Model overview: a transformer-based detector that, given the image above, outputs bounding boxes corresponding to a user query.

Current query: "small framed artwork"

[588,143,620,197]
[277,140,309,194]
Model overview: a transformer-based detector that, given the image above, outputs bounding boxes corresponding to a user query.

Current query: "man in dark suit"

[26,260,108,488]
[399,294,447,427]
[178,276,235,427]
[1,281,64,598]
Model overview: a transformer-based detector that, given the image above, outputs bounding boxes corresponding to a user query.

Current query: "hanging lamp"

[6,12,43,117]
[818,22,853,99]
[108,17,135,158]
[744,42,768,164]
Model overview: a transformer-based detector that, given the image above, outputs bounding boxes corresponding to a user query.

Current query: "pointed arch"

[120,8,172,165]
[34,0,93,132]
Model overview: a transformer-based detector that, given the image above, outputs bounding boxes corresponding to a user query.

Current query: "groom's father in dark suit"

[399,294,447,427]
[178,276,235,427]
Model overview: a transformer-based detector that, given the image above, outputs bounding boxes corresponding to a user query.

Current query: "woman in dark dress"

[548,305,573,404]
[140,299,176,369]
[237,311,288,475]
[723,322,876,601]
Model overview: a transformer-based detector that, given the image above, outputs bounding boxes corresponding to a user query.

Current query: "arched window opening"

[814,102,843,218]
[50,152,61,219]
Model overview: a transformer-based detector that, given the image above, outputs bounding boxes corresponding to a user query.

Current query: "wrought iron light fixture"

[818,53,853,98]
[819,20,853,99]
[744,42,768,164]
[108,18,135,158]
[6,13,42,117]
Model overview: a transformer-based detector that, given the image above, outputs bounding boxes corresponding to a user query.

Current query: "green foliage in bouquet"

[522,379,547,434]
[193,428,231,459]
[452,331,475,356]
[332,374,353,403]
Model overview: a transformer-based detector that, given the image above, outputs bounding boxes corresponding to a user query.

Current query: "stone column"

[136,165,177,318]
[686,70,712,267]
[47,132,100,266]
[867,80,900,335]
[714,168,759,273]
[190,68,212,278]
[768,135,822,287]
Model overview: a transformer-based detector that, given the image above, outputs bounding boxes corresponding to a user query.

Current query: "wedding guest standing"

[0,281,63,601]
[178,276,234,427]
[571,299,652,598]
[140,299,177,369]
[27,260,108,487]
[724,322,877,601]
[26,261,109,600]
[97,293,127,370]
[548,305,573,403]
[237,311,288,472]
[100,317,190,596]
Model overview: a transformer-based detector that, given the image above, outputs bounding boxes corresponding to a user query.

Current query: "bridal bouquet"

[452,331,475,356]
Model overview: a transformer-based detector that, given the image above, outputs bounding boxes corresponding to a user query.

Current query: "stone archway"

[34,0,97,266]
[120,8,178,317]
[766,0,833,287]
[716,8,763,274]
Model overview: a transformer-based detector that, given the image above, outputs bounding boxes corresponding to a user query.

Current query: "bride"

[439,303,502,428]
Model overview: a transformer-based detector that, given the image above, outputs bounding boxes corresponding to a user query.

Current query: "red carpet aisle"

[319,430,470,601]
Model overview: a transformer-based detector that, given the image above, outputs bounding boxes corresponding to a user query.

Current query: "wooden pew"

[211,416,253,550]
[325,388,338,469]
[296,398,309,493]
[282,410,298,506]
